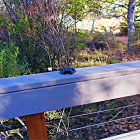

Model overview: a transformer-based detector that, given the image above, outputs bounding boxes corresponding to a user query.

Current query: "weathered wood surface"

[0,61,140,120]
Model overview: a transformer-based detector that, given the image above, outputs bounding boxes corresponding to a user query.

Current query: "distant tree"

[101,0,138,51]
[127,0,136,51]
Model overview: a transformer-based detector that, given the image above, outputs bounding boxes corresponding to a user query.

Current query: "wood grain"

[24,113,48,140]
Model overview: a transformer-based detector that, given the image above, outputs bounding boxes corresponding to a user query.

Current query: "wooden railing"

[0,61,140,139]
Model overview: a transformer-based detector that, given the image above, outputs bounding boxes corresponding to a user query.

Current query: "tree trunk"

[138,30,140,47]
[91,14,98,33]
[127,0,136,51]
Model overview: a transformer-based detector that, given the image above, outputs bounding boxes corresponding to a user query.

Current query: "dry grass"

[72,32,140,68]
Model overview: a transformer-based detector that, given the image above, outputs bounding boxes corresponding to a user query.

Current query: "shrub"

[0,0,74,73]
[0,44,29,78]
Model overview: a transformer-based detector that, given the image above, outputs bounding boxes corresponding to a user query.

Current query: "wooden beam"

[24,113,48,140]
[0,61,140,120]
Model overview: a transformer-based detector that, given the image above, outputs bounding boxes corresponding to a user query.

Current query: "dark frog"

[59,66,76,75]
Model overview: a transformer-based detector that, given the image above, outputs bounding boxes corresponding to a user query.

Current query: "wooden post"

[24,113,48,140]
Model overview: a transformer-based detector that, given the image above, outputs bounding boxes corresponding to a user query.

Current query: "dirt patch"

[115,36,128,43]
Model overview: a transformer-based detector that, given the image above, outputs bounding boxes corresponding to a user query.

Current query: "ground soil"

[115,36,128,43]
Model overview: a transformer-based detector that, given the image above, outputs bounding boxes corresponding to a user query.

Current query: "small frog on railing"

[59,66,76,75]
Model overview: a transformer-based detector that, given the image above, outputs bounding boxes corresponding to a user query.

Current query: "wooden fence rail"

[0,61,140,139]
